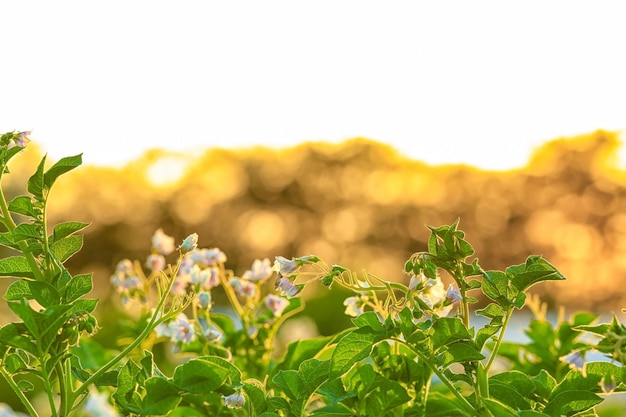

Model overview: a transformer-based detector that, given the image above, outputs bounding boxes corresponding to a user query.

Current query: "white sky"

[2,1,626,170]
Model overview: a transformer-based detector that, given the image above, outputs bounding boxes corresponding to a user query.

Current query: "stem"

[0,366,40,417]
[217,264,245,318]
[39,355,59,417]
[72,255,185,401]
[391,338,475,416]
[484,308,513,372]
[262,302,305,372]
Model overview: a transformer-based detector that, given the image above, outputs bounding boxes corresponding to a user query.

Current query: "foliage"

[0,132,624,416]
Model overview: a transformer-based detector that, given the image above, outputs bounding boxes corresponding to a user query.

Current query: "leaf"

[8,300,40,338]
[8,196,37,217]
[43,154,82,189]
[4,280,32,301]
[12,223,41,242]
[273,335,334,374]
[173,356,240,393]
[352,311,385,332]
[51,221,89,243]
[0,323,37,354]
[329,327,384,378]
[543,390,602,417]
[438,342,484,368]
[243,381,268,415]
[272,370,302,400]
[63,273,93,302]
[167,407,206,417]
[481,398,518,417]
[299,359,330,395]
[510,256,566,293]
[430,317,473,350]
[27,156,46,201]
[0,256,35,278]
[27,280,60,307]
[140,377,181,415]
[50,235,83,262]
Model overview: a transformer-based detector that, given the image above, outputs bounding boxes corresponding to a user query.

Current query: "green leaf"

[51,221,89,243]
[4,280,32,301]
[510,256,566,293]
[329,327,384,378]
[274,335,334,374]
[12,223,41,242]
[167,407,206,417]
[173,356,241,393]
[481,398,518,417]
[438,342,484,368]
[352,311,385,332]
[8,196,37,217]
[50,235,83,262]
[424,391,468,416]
[543,390,602,417]
[16,379,34,393]
[43,154,82,189]
[27,280,60,307]
[272,370,302,400]
[63,273,93,302]
[140,377,181,415]
[5,351,29,373]
[27,156,46,201]
[8,300,40,337]
[0,323,37,354]
[243,381,268,415]
[430,317,473,350]
[299,358,330,395]
[0,256,35,278]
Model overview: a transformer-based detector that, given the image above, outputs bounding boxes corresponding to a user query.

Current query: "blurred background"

[2,130,625,328]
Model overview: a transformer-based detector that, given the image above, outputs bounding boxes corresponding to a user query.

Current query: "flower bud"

[179,233,198,254]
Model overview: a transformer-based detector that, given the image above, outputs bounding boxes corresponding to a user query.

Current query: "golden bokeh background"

[2,130,626,327]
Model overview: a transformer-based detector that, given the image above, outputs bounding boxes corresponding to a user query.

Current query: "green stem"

[218,264,245,318]
[262,302,305,373]
[39,355,59,417]
[0,366,40,417]
[484,308,513,372]
[391,338,475,416]
[72,255,185,402]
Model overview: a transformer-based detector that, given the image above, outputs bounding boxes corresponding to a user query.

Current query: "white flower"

[222,393,245,409]
[343,295,368,317]
[151,229,175,255]
[242,258,273,281]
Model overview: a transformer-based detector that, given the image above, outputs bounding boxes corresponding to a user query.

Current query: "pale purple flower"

[242,258,273,281]
[189,265,220,290]
[190,248,227,266]
[179,233,198,254]
[222,393,245,409]
[151,229,176,255]
[146,254,166,272]
[204,328,222,342]
[8,131,31,150]
[115,259,133,275]
[273,256,298,275]
[276,276,299,297]
[343,296,368,317]
[445,285,463,304]
[265,294,289,317]
[169,313,195,344]
[229,277,257,298]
